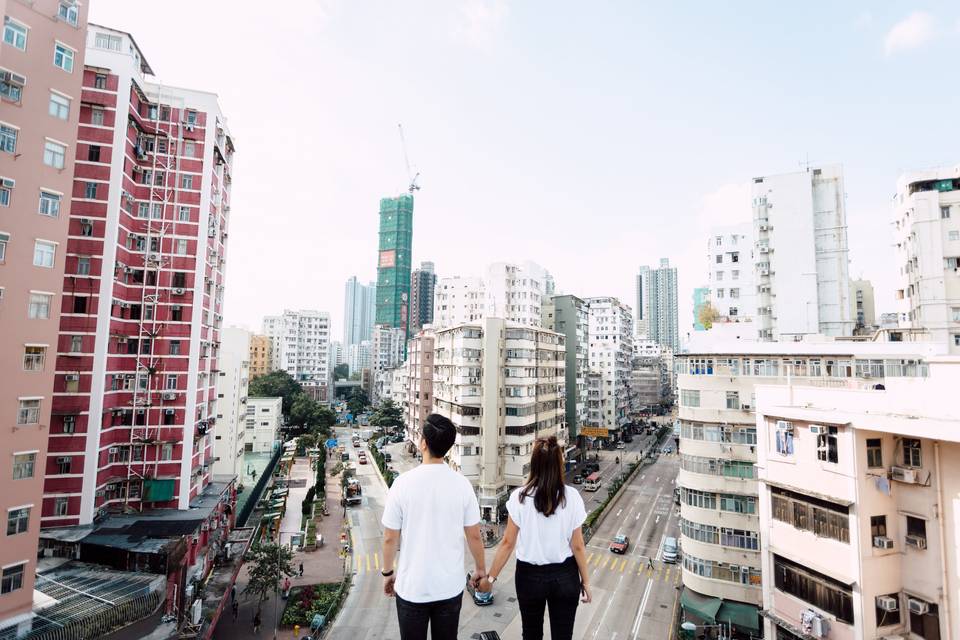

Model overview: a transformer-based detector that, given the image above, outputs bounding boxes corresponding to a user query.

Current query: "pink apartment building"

[0,0,87,633]
[404,329,434,446]
[756,359,960,640]
[41,24,235,527]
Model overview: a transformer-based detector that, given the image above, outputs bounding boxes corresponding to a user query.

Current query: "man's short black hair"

[422,414,456,459]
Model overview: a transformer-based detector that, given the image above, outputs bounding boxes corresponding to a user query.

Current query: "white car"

[616,442,626,449]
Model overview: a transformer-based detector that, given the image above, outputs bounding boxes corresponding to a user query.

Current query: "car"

[465,573,494,606]
[392,434,404,443]
[662,536,679,563]
[340,452,350,462]
[572,474,583,484]
[358,455,367,465]
[352,440,360,448]
[384,453,392,462]
[609,534,630,554]
[616,441,626,450]
[583,462,600,473]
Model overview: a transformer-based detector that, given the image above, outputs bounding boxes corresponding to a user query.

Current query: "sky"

[89,1,960,342]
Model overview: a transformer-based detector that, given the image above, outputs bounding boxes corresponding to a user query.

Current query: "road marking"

[366,555,371,572]
[654,515,660,524]
[630,579,655,639]
[655,477,660,482]
[374,553,380,570]
[602,556,610,569]
[586,552,594,565]
[636,512,641,520]
[664,566,671,580]
[641,475,645,480]
[616,508,622,517]
[619,559,627,572]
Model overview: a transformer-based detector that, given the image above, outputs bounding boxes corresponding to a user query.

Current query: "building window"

[28,293,52,319]
[175,239,187,255]
[725,391,739,409]
[33,240,56,268]
[80,220,92,236]
[866,438,883,468]
[12,453,35,480]
[0,232,7,261]
[94,33,121,51]
[184,141,196,157]
[906,515,927,545]
[1,563,25,594]
[731,269,739,280]
[871,514,887,540]
[715,254,722,264]
[0,124,18,153]
[53,43,75,72]
[716,288,724,299]
[70,335,82,352]
[680,390,700,407]
[170,340,181,355]
[6,507,29,536]
[71,296,86,313]
[22,346,45,372]
[941,206,951,219]
[816,425,839,464]
[715,271,723,281]
[171,305,183,321]
[3,18,27,50]
[178,205,190,221]
[77,257,90,275]
[62,415,76,433]
[0,181,9,207]
[775,422,795,455]
[17,399,40,425]
[950,231,960,242]
[903,438,922,468]
[87,145,101,162]
[181,175,193,189]
[49,92,70,120]
[55,456,71,474]
[58,2,79,25]
[729,288,739,299]
[91,106,105,124]
[771,487,849,543]
[172,272,186,288]
[54,497,68,516]
[84,182,97,199]
[161,443,173,461]
[875,592,901,628]
[0,74,23,103]
[773,554,853,624]
[43,140,66,169]
[39,191,61,217]
[909,598,940,640]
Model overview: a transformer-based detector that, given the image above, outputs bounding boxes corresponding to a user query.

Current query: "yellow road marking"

[601,556,610,569]
[366,554,371,572]
[646,568,653,578]
[619,559,627,572]
[664,567,671,581]
[586,552,595,565]
[374,553,380,570]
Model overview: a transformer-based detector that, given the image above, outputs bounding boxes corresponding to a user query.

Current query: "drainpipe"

[935,441,952,640]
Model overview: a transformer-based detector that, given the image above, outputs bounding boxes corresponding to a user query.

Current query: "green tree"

[249,370,303,416]
[289,395,337,434]
[370,399,404,430]
[346,388,369,416]
[333,363,349,380]
[242,542,295,616]
[697,301,721,331]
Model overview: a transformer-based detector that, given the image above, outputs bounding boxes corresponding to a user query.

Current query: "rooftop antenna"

[398,123,420,194]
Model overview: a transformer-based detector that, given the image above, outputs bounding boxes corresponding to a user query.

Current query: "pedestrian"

[231,600,239,621]
[283,576,291,598]
[647,556,654,570]
[298,562,304,578]
[230,584,236,604]
[381,413,486,640]
[253,611,261,633]
[482,435,592,640]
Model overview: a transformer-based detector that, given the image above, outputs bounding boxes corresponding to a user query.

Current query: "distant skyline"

[90,1,960,341]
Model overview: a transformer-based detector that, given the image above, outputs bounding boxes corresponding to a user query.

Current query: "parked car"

[352,440,360,448]
[384,453,392,462]
[465,573,494,606]
[572,474,583,484]
[583,461,600,474]
[616,441,626,450]
[662,536,679,563]
[391,434,404,443]
[340,452,350,462]
[609,534,630,554]
[358,455,367,465]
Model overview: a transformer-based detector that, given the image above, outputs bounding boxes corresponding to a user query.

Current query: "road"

[328,426,679,640]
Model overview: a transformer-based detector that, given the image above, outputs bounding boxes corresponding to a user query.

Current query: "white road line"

[655,515,660,524]
[630,580,655,639]
[635,512,641,520]
[616,509,622,517]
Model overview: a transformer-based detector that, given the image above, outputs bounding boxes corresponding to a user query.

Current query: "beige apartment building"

[404,329,434,446]
[248,333,272,378]
[755,357,960,640]
[0,0,87,633]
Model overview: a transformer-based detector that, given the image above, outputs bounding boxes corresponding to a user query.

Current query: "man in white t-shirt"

[382,414,485,640]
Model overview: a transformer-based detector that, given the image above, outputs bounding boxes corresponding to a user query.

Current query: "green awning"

[142,479,175,502]
[680,588,721,624]
[717,601,761,632]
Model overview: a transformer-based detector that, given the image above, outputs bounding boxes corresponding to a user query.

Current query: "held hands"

[470,569,487,591]
[580,582,593,604]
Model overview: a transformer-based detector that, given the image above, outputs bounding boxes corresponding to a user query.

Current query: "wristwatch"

[487,575,498,585]
[381,569,394,577]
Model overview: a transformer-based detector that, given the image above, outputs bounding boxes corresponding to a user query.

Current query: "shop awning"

[680,588,721,625]
[717,601,761,633]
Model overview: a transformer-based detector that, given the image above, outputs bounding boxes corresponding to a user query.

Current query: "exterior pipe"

[935,441,952,640]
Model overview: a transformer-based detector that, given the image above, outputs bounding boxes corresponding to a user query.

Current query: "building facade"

[635,258,679,351]
[586,297,633,442]
[409,261,436,333]
[483,261,548,327]
[755,360,960,640]
[434,275,485,328]
[752,165,853,341]
[0,0,89,630]
[542,294,589,450]
[43,25,234,528]
[213,328,248,480]
[433,319,565,522]
[262,310,330,389]
[375,194,413,339]
[347,341,371,377]
[370,324,405,403]
[892,166,960,353]
[693,286,711,331]
[343,275,375,347]
[245,397,280,454]
[676,336,941,636]
[248,333,271,378]
[404,330,435,445]
[708,222,755,324]
[850,278,876,334]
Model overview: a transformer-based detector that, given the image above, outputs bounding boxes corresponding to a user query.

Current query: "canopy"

[717,601,761,633]
[680,588,721,625]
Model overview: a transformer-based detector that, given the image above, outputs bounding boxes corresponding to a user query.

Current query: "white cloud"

[452,0,509,50]
[884,11,936,55]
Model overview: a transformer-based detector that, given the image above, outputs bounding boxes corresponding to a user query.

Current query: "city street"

[328,426,680,640]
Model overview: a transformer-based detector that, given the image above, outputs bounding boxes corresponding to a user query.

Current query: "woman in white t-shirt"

[481,436,592,640]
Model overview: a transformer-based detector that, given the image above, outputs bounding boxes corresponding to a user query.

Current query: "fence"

[237,446,283,528]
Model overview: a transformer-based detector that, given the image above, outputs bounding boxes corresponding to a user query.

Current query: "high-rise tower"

[375,194,413,339]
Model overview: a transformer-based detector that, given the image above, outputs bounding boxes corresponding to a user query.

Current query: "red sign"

[379,250,396,268]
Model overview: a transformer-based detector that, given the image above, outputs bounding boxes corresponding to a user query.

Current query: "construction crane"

[398,123,420,194]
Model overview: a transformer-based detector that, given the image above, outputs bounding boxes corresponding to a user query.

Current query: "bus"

[583,472,602,492]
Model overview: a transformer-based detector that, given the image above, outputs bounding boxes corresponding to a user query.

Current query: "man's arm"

[464,524,486,586]
[382,527,400,596]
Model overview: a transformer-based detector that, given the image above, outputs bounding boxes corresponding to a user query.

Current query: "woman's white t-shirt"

[506,485,587,565]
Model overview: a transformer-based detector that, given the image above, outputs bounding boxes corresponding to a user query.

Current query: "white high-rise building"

[752,165,853,340]
[586,297,634,440]
[245,397,281,453]
[635,259,680,351]
[708,222,755,323]
[370,325,406,403]
[433,262,550,329]
[262,310,331,389]
[214,328,250,480]
[343,276,376,347]
[892,165,960,353]
[347,341,372,376]
[433,319,565,522]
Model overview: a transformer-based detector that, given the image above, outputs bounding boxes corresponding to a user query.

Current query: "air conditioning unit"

[776,420,794,432]
[890,466,917,483]
[876,595,899,612]
[190,598,202,625]
[809,425,825,435]
[741,404,751,411]
[95,489,104,497]
[173,287,185,295]
[907,598,930,615]
[808,615,830,639]
[57,456,71,464]
[147,252,160,262]
[905,534,927,550]
[1,177,14,189]
[873,535,894,549]
[64,374,79,382]
[163,392,177,400]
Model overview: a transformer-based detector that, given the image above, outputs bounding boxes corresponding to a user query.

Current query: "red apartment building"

[42,25,236,527]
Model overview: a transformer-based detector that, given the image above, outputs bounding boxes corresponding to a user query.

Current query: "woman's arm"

[483,516,520,588]
[570,527,592,603]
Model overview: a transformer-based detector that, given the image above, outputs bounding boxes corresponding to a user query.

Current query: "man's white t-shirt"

[382,463,481,603]
[506,485,587,565]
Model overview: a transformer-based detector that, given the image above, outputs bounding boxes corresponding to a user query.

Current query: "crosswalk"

[350,551,681,584]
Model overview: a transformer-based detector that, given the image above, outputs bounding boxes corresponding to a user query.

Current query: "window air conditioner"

[890,466,917,483]
[776,420,793,432]
[65,374,79,382]
[876,595,899,612]
[1,177,14,189]
[173,287,185,295]
[873,535,894,549]
[907,598,929,615]
[163,392,177,400]
[809,425,824,435]
[905,534,927,550]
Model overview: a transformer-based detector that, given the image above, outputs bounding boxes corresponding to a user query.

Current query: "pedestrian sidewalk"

[211,458,348,639]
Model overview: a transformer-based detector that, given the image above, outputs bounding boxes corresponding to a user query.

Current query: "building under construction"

[375,194,414,339]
